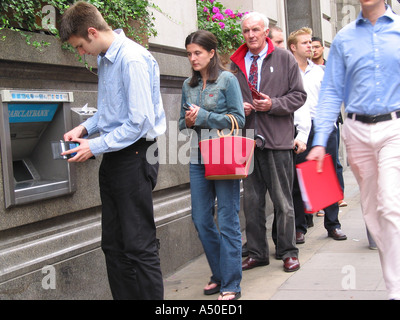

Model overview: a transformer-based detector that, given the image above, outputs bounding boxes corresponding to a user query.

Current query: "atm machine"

[0,89,77,208]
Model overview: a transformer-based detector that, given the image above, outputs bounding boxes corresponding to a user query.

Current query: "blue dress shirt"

[82,29,166,156]
[313,5,400,147]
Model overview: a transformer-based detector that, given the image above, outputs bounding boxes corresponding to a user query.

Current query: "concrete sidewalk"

[163,168,388,300]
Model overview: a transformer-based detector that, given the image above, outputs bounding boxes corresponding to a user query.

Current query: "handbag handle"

[217,114,239,137]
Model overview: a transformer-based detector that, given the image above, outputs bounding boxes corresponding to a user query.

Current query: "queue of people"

[59,0,399,301]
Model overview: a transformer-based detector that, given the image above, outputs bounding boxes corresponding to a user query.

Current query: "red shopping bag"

[199,114,255,180]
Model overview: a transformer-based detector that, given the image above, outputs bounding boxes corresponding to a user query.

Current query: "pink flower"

[224,9,233,15]
[219,22,225,29]
[212,6,219,13]
[209,0,215,3]
[212,13,224,21]
[203,7,208,12]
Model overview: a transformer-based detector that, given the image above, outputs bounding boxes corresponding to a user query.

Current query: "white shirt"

[294,60,324,144]
[302,60,324,120]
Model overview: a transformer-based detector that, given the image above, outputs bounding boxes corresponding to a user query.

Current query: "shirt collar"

[304,59,315,73]
[100,29,125,63]
[245,42,269,61]
[356,4,396,25]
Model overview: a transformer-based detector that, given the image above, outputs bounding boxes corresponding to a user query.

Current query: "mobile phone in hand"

[183,102,193,110]
[251,87,262,100]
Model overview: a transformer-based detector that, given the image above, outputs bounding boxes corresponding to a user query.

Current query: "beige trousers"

[342,116,400,300]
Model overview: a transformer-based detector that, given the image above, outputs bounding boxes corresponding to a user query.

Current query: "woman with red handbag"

[179,30,245,300]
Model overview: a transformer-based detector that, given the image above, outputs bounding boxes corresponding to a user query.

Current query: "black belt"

[347,111,400,124]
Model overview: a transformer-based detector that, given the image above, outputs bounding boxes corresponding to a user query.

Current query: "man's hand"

[253,92,272,112]
[64,125,87,141]
[306,145,326,172]
[61,138,94,163]
[293,139,307,154]
[62,125,92,162]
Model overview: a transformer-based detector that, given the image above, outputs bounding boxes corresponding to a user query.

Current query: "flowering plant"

[0,0,157,49]
[196,0,246,57]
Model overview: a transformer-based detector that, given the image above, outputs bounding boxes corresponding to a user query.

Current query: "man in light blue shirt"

[60,1,165,300]
[307,0,400,300]
[62,29,165,159]
[79,27,166,156]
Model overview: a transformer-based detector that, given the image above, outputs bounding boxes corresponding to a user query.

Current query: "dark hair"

[60,1,111,42]
[311,36,323,46]
[185,30,227,87]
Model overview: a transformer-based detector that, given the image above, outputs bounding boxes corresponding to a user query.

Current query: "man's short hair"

[287,27,312,53]
[60,1,111,42]
[268,25,283,39]
[311,36,323,46]
[241,12,270,32]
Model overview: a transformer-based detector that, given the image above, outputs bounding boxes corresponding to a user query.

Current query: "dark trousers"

[99,139,163,300]
[294,123,341,234]
[272,151,311,240]
[243,148,298,261]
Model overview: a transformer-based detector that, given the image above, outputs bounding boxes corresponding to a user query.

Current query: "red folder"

[296,154,343,214]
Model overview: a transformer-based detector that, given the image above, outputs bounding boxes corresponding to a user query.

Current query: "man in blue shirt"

[307,0,400,300]
[60,1,166,300]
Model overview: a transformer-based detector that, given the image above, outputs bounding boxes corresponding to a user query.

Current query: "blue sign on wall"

[8,104,58,123]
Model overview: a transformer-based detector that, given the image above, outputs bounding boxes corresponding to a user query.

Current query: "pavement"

[163,167,389,300]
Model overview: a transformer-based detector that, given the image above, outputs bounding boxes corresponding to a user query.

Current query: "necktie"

[248,55,259,89]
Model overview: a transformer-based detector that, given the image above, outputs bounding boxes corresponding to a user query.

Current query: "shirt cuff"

[312,132,329,148]
[82,119,97,137]
[295,131,309,145]
[88,136,108,156]
[195,108,208,127]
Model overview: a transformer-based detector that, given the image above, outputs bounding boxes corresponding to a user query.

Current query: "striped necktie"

[248,55,259,89]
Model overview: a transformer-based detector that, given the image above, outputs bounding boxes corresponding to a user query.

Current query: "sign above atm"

[0,90,74,103]
[8,104,58,123]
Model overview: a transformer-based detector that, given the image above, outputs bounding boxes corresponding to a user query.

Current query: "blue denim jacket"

[179,71,245,162]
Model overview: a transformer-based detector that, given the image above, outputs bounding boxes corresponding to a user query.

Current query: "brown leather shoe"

[283,257,300,272]
[328,228,347,240]
[296,232,305,244]
[242,257,269,271]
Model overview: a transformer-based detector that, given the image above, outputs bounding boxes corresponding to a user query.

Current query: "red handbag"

[199,114,255,180]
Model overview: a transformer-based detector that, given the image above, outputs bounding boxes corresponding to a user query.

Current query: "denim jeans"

[189,162,242,293]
